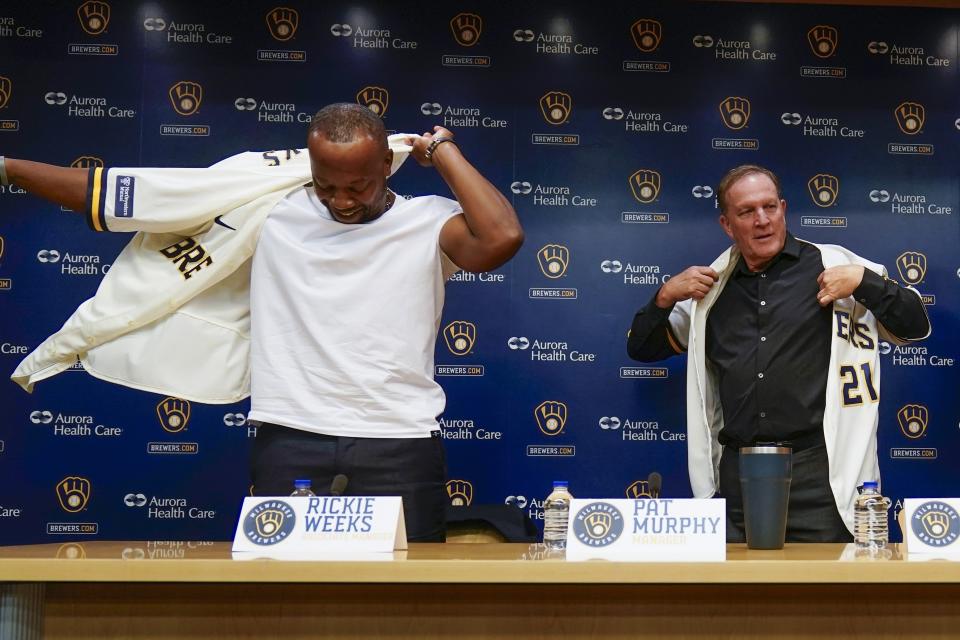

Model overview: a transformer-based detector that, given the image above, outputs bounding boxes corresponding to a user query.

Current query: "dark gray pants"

[719,439,853,543]
[250,423,448,542]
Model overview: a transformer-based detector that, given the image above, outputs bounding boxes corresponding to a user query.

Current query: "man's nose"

[754,208,770,225]
[331,191,356,209]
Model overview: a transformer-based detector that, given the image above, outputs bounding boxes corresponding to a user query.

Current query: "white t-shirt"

[248,186,462,438]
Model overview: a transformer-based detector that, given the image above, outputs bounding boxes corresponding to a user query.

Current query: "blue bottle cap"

[863,481,878,489]
[294,479,311,487]
[552,480,568,488]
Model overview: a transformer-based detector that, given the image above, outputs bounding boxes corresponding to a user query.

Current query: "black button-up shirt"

[705,234,829,445]
[627,233,930,447]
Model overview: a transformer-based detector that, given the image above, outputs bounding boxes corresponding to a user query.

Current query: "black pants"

[250,423,448,542]
[719,438,852,543]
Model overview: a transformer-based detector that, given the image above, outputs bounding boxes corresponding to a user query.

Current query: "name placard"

[903,498,960,558]
[231,496,407,555]
[565,499,726,561]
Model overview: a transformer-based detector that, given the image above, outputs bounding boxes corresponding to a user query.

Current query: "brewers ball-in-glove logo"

[911,501,960,547]
[450,13,482,47]
[56,543,87,559]
[443,320,477,356]
[57,476,91,512]
[265,7,299,41]
[0,76,11,109]
[573,502,624,547]
[631,19,662,52]
[807,25,838,58]
[71,156,104,169]
[807,174,839,207]
[539,92,572,125]
[537,244,570,278]
[895,101,925,135]
[896,251,927,286]
[243,500,297,545]
[169,81,203,116]
[446,479,474,506]
[535,400,567,436]
[897,404,929,439]
[77,1,111,35]
[626,480,659,499]
[629,169,661,204]
[719,96,751,130]
[157,397,191,433]
[356,86,389,117]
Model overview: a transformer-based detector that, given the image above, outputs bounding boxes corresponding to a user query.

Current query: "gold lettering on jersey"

[159,237,213,279]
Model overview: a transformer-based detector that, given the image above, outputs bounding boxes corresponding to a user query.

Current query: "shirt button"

[758,373,764,379]
[760,412,767,418]
[761,274,767,279]
[760,300,767,306]
[760,336,767,342]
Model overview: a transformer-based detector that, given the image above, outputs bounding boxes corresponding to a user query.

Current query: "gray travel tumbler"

[739,445,792,549]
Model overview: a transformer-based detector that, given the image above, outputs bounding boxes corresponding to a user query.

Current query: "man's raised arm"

[407,127,523,273]
[3,157,89,213]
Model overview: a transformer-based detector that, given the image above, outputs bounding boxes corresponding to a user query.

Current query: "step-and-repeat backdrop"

[0,1,957,544]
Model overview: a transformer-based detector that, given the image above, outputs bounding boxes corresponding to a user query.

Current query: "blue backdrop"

[0,1,957,544]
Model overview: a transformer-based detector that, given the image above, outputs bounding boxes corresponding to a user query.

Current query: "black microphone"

[647,471,662,498]
[330,474,349,497]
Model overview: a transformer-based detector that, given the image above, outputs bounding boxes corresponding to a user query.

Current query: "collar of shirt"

[733,233,801,278]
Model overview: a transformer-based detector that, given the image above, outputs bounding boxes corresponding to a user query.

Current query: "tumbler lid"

[739,445,791,455]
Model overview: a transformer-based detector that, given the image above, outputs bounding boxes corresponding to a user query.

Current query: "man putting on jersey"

[4,103,523,542]
[626,164,929,542]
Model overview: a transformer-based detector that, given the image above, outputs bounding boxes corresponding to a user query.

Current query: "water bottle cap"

[552,480,568,488]
[294,479,311,487]
[863,481,878,489]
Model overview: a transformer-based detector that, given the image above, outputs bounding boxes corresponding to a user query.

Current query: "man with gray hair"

[627,164,929,542]
[4,102,523,542]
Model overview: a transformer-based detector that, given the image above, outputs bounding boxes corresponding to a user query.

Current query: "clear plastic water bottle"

[854,481,891,549]
[290,479,315,497]
[543,481,573,550]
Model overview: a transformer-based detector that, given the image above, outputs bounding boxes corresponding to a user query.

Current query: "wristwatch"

[424,137,457,161]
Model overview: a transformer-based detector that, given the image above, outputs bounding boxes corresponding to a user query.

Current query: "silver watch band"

[0,156,8,187]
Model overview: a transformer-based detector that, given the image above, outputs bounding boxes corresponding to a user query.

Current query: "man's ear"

[718,213,734,240]
[384,149,393,177]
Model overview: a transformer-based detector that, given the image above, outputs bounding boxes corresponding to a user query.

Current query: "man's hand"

[407,126,455,167]
[816,265,864,307]
[655,266,719,308]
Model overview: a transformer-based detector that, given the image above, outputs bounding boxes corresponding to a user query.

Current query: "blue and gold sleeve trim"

[85,167,109,232]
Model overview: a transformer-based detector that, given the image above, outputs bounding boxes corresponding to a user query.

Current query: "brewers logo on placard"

[450,13,482,47]
[156,397,191,433]
[535,400,567,436]
[895,101,924,135]
[56,543,87,559]
[719,96,751,130]
[537,244,570,278]
[443,320,477,356]
[540,92,572,125]
[626,480,658,499]
[573,502,624,547]
[446,479,474,506]
[629,169,661,203]
[77,1,110,36]
[911,501,959,547]
[631,19,662,53]
[56,476,91,512]
[71,156,104,169]
[356,86,389,117]
[169,81,203,116]
[807,174,839,207]
[898,404,929,439]
[243,500,296,545]
[896,251,926,285]
[265,7,299,41]
[0,77,11,109]
[807,25,838,58]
